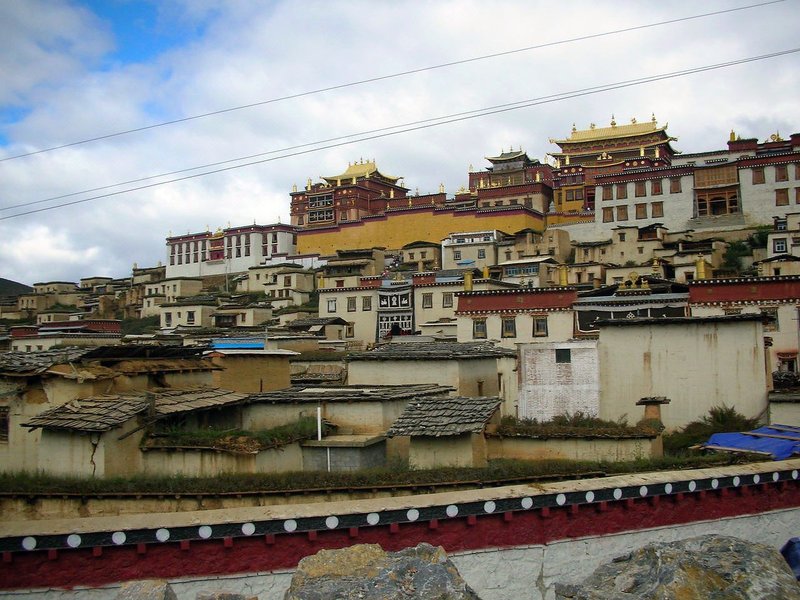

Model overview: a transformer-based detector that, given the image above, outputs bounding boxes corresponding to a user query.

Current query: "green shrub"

[663,406,760,456]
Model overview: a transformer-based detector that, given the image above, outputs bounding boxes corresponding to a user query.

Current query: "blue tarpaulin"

[782,538,800,581]
[703,424,800,460]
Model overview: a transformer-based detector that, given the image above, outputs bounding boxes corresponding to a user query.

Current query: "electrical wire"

[0,0,786,162]
[2,47,797,221]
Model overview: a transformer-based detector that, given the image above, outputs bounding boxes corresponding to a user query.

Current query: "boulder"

[556,535,800,599]
[283,542,481,600]
[115,580,177,600]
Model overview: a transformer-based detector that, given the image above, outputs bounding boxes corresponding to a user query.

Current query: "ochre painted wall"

[297,208,545,255]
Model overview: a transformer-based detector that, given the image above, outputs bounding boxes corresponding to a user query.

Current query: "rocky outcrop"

[283,542,481,600]
[556,535,800,599]
[114,580,176,600]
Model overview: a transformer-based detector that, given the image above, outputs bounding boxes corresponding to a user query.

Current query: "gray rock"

[556,535,800,599]
[115,580,177,600]
[283,542,482,600]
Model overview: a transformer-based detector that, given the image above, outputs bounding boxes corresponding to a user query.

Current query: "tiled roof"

[387,396,500,437]
[246,384,453,404]
[287,317,348,328]
[23,396,147,432]
[0,348,90,375]
[22,387,249,432]
[346,342,516,361]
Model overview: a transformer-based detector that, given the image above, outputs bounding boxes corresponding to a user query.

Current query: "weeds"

[663,406,760,456]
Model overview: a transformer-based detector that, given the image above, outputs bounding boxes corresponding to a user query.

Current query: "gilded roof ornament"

[610,114,616,127]
[631,117,637,124]
[768,132,784,142]
[590,123,596,129]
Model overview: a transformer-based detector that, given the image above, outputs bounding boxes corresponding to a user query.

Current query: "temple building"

[547,115,678,215]
[291,159,547,256]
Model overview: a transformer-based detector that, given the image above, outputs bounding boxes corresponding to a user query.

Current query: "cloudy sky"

[1,0,798,285]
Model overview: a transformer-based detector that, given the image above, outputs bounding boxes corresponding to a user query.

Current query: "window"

[602,207,614,222]
[651,201,664,218]
[345,323,355,338]
[616,205,628,221]
[762,307,779,332]
[752,167,765,184]
[776,164,788,182]
[616,184,627,199]
[442,292,453,308]
[284,276,292,286]
[602,186,612,201]
[796,188,800,205]
[796,163,800,180]
[408,252,415,260]
[473,319,487,339]
[635,203,647,219]
[501,316,517,338]
[555,348,571,363]
[477,249,486,259]
[327,298,337,312]
[776,189,789,206]
[635,181,646,197]
[362,296,372,311]
[422,293,433,308]
[186,311,195,325]
[0,407,8,442]
[773,238,788,253]
[335,279,344,288]
[164,312,172,327]
[453,250,461,260]
[533,316,548,337]
[618,233,626,242]
[670,178,682,193]
[651,179,662,195]
[347,296,357,312]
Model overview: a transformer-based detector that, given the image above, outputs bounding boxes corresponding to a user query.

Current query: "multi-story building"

[290,160,547,256]
[318,271,513,345]
[165,223,297,279]
[441,230,510,270]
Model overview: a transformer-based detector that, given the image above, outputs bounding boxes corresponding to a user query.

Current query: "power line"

[0,0,786,163]
[2,47,797,222]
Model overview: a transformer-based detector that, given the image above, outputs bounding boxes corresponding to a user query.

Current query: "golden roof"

[551,117,669,145]
[322,159,400,185]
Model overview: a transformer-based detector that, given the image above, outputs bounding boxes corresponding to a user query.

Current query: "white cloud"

[1,0,798,285]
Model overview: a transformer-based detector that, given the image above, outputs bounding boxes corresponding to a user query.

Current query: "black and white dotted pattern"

[3,467,797,554]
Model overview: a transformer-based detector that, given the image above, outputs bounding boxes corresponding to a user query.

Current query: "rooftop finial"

[651,113,657,124]
[610,114,616,127]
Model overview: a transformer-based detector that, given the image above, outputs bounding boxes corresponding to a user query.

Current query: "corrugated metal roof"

[387,396,500,437]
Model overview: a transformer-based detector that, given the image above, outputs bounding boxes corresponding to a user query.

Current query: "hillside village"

[1,119,800,479]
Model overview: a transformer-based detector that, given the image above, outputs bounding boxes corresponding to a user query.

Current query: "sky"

[1,0,799,286]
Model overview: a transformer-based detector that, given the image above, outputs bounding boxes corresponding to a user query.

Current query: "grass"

[497,413,659,438]
[0,454,750,496]
[663,406,760,456]
[146,418,322,451]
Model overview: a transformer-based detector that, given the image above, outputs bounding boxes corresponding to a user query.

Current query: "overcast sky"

[1,0,798,285]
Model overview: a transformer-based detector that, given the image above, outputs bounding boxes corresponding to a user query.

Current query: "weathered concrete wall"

[211,355,291,393]
[243,400,407,435]
[348,359,462,394]
[141,444,303,476]
[302,442,385,472]
[409,435,475,469]
[598,319,768,430]
[518,340,599,421]
[769,400,800,425]
[487,435,654,462]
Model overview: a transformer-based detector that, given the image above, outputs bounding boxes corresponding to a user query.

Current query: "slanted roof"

[321,160,400,185]
[703,424,800,460]
[154,388,248,415]
[0,348,90,376]
[346,342,516,361]
[23,397,148,432]
[23,387,249,432]
[287,317,349,329]
[387,396,500,437]
[246,384,453,404]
